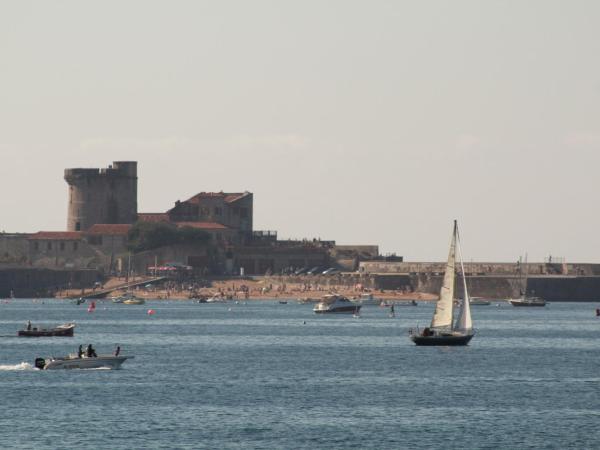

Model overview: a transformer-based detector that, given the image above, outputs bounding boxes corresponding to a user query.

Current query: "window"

[60,242,65,251]
[34,242,39,251]
[240,208,248,218]
[47,242,52,250]
[75,222,81,231]
[73,242,78,251]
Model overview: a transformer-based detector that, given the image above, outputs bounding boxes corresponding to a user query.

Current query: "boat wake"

[0,362,37,371]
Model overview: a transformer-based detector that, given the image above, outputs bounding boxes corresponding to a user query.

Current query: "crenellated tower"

[64,161,138,231]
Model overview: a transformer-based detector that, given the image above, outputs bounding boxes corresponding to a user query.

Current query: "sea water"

[1,299,599,449]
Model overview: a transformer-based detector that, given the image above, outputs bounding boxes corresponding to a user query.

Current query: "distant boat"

[469,297,491,306]
[123,297,145,305]
[313,294,361,314]
[409,220,475,346]
[111,292,137,303]
[278,300,288,304]
[356,293,379,305]
[509,254,546,307]
[18,322,75,337]
[509,297,546,307]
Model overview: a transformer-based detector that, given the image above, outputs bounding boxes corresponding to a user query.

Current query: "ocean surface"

[1,299,599,449]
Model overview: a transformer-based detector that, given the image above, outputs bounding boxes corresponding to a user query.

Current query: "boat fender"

[34,358,46,370]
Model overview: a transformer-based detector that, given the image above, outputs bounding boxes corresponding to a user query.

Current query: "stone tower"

[64,161,138,231]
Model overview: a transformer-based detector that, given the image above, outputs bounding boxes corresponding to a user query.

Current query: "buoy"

[147,309,156,315]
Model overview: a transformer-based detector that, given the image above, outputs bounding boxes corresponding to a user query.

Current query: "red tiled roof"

[137,213,170,223]
[86,224,132,235]
[175,221,229,230]
[28,231,83,240]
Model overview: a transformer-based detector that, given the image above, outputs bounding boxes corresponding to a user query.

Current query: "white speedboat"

[313,294,361,314]
[34,354,133,370]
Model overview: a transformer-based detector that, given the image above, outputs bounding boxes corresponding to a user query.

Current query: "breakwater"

[0,267,100,298]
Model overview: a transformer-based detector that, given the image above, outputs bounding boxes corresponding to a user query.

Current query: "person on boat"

[86,344,97,358]
[78,345,83,358]
[27,321,31,331]
[114,346,121,356]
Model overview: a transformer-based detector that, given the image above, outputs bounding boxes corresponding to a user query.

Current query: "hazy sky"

[1,1,599,262]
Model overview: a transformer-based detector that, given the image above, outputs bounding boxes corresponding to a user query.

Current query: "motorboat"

[18,322,75,337]
[206,296,226,303]
[313,294,361,314]
[509,296,546,307]
[34,353,133,370]
[123,297,145,305]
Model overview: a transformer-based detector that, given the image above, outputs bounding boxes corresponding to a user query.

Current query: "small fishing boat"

[34,353,132,370]
[313,294,361,314]
[18,322,75,337]
[409,220,475,346]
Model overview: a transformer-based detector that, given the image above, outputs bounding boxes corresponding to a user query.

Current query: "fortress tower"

[64,161,138,231]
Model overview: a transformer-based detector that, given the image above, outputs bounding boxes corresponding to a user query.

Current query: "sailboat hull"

[410,333,474,346]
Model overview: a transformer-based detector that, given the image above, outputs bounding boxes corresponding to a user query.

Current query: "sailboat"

[409,220,475,346]
[508,255,546,307]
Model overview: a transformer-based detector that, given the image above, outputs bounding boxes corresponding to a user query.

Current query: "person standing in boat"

[27,321,31,331]
[86,344,97,358]
[114,346,121,356]
[78,345,83,358]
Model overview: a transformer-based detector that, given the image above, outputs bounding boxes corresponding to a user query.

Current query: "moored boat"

[313,294,361,314]
[509,297,546,307]
[18,322,75,337]
[123,297,145,305]
[469,297,492,306]
[112,292,139,303]
[356,293,379,305]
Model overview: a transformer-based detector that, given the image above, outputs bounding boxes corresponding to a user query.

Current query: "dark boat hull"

[410,333,474,346]
[509,302,546,307]
[18,326,75,337]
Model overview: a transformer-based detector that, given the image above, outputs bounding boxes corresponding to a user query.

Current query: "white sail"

[454,224,473,332]
[430,221,456,329]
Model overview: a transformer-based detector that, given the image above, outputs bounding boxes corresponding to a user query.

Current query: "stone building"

[64,161,138,231]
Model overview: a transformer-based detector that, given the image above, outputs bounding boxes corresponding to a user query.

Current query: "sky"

[1,1,599,262]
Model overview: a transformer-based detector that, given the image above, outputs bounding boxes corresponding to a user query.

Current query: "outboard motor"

[34,358,46,370]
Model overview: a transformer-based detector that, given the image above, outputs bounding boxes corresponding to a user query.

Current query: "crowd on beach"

[55,275,436,302]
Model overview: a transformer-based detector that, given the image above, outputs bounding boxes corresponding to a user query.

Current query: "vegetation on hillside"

[127,222,210,252]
